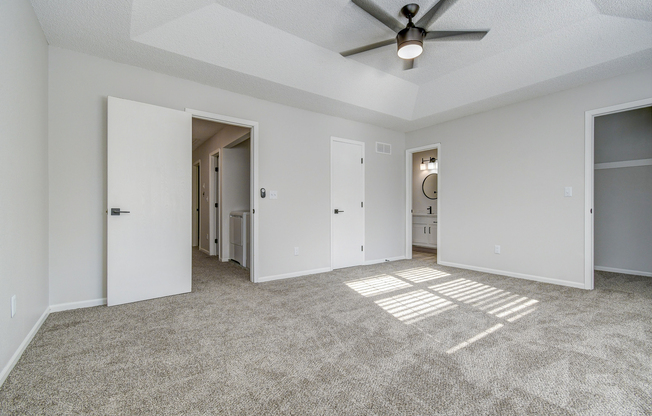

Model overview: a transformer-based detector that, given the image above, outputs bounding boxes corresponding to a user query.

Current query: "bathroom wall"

[594,106,652,276]
[412,149,438,216]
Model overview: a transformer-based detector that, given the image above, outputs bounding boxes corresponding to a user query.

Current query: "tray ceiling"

[31,0,652,131]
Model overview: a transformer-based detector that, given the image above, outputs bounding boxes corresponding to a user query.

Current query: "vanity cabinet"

[412,215,437,248]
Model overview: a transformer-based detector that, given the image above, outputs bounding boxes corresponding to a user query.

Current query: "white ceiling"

[30,0,652,131]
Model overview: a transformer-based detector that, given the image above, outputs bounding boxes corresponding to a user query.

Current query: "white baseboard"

[438,261,586,289]
[0,307,49,387]
[199,247,210,255]
[257,267,332,283]
[49,298,107,313]
[594,266,652,277]
[364,256,406,265]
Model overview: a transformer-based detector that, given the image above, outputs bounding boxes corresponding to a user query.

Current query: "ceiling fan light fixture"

[396,27,425,60]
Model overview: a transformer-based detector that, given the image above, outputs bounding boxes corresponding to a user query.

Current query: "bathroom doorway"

[406,144,441,261]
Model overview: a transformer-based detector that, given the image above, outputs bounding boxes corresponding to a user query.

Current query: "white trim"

[594,158,652,170]
[405,144,441,262]
[199,247,210,255]
[257,267,332,283]
[330,136,365,270]
[0,307,49,387]
[49,298,107,313]
[186,109,259,283]
[438,261,586,289]
[363,256,406,265]
[595,266,652,277]
[584,97,652,290]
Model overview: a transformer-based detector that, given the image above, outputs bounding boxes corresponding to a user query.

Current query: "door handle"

[110,208,131,216]
[334,209,344,214]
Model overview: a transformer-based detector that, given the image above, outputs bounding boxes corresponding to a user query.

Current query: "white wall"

[221,140,251,261]
[406,69,652,288]
[0,0,49,383]
[192,125,250,255]
[594,107,652,275]
[412,149,438,216]
[48,47,406,304]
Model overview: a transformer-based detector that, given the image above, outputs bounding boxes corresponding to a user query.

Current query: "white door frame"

[209,150,220,258]
[186,108,260,283]
[330,136,365,269]
[583,97,652,290]
[193,160,201,249]
[406,143,441,260]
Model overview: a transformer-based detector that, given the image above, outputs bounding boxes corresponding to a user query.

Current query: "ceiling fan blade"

[424,30,488,41]
[340,38,395,57]
[351,0,404,33]
[415,0,458,30]
[403,59,414,70]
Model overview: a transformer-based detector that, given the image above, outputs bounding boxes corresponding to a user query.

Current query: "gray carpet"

[1,250,650,415]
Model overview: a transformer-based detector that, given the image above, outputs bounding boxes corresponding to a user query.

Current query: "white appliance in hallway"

[229,210,250,268]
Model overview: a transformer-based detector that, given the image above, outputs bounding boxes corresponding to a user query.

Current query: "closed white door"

[107,97,192,306]
[331,138,364,269]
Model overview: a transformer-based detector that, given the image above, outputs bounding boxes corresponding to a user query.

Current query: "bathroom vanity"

[412,215,437,248]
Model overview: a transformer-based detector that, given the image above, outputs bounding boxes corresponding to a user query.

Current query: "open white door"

[331,137,365,269]
[107,97,192,306]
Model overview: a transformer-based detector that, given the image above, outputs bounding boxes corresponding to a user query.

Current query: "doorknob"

[334,209,344,214]
[110,208,131,216]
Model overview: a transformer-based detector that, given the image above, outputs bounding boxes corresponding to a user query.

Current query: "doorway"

[331,137,365,269]
[584,97,652,289]
[406,144,441,261]
[188,109,259,282]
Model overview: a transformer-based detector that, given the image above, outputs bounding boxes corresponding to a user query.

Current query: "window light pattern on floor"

[394,267,450,284]
[429,278,538,322]
[345,275,411,297]
[375,290,457,325]
[446,323,504,354]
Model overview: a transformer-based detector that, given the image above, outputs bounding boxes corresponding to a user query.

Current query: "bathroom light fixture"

[421,157,438,172]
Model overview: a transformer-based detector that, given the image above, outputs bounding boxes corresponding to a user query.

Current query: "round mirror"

[422,173,437,200]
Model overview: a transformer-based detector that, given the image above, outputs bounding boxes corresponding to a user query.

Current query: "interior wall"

[192,124,250,255]
[0,0,49,383]
[47,47,406,304]
[594,107,652,275]
[406,69,652,288]
[222,139,251,261]
[412,149,438,216]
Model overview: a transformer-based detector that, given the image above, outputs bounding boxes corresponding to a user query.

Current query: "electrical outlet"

[11,295,16,318]
[269,190,278,200]
[495,245,501,254]
[564,187,572,197]
[294,247,299,256]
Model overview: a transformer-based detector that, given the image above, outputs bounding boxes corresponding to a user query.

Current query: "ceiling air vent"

[376,142,391,155]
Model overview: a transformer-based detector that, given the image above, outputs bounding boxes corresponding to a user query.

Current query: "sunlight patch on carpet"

[375,289,457,324]
[345,275,411,297]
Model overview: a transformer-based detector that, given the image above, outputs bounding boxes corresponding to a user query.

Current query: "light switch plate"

[269,190,278,199]
[495,245,501,254]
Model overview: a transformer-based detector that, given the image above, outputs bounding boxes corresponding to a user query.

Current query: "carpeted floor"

[1,250,650,415]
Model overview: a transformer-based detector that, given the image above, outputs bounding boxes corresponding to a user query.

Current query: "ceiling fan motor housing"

[396,26,426,59]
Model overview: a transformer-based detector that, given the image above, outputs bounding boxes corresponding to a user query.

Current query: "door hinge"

[361,158,363,164]
[361,201,363,208]
[215,167,218,172]
[361,245,364,251]
[252,209,255,214]
[215,203,218,208]
[214,239,218,244]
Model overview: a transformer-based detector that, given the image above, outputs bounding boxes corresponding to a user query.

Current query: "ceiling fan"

[341,0,489,70]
